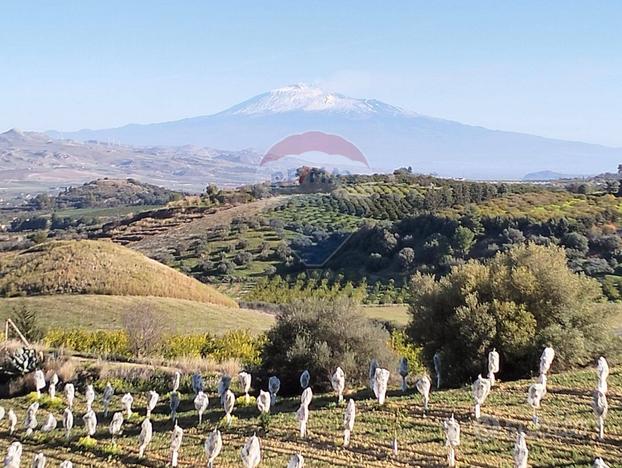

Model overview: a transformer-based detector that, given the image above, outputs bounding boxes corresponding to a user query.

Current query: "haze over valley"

[3,85,621,196]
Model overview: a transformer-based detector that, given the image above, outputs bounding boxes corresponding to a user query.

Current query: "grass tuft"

[77,436,97,448]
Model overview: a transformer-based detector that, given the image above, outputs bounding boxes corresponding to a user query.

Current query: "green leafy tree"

[9,305,43,342]
[605,180,620,195]
[30,231,49,245]
[261,297,396,393]
[453,226,476,255]
[561,232,589,255]
[407,243,613,386]
[398,247,415,269]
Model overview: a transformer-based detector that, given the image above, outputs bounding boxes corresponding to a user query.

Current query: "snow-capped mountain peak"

[45,85,622,180]
[221,83,412,117]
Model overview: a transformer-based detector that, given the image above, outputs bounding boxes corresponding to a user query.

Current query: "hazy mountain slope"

[522,170,577,181]
[50,84,622,179]
[0,128,267,193]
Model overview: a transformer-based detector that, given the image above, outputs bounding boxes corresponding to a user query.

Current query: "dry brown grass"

[0,239,237,307]
[44,355,76,382]
[146,355,241,376]
[0,339,25,353]
[98,362,158,382]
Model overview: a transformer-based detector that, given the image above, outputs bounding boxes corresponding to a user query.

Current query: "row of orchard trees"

[276,182,513,222]
[247,272,412,305]
[259,243,615,391]
[246,274,368,305]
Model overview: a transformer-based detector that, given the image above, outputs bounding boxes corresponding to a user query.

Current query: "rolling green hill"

[0,295,272,335]
[0,240,238,308]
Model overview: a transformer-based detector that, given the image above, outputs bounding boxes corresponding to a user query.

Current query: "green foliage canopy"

[261,297,396,393]
[407,243,614,386]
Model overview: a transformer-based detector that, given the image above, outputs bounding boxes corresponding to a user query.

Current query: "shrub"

[95,366,190,394]
[162,331,264,366]
[44,329,130,357]
[562,232,589,254]
[453,226,475,255]
[390,330,424,376]
[121,304,164,358]
[261,297,396,393]
[163,335,208,358]
[217,261,235,274]
[234,251,253,266]
[45,327,263,366]
[30,231,49,245]
[397,247,415,269]
[77,436,97,449]
[592,235,622,257]
[236,395,257,407]
[601,275,622,301]
[202,330,264,366]
[574,257,614,276]
[407,243,614,386]
[274,242,290,261]
[373,228,398,255]
[501,228,525,246]
[27,393,63,410]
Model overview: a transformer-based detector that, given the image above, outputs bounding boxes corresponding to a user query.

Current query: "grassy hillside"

[361,304,410,326]
[0,367,618,466]
[0,240,237,308]
[0,297,407,334]
[0,295,272,335]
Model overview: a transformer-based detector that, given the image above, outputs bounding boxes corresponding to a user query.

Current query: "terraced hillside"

[101,197,285,257]
[99,205,214,245]
[0,367,617,466]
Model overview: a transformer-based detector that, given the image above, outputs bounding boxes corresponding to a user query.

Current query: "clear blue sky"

[1,1,621,146]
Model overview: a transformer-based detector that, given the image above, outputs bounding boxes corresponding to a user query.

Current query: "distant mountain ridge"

[48,84,622,180]
[0,128,268,193]
[522,170,581,181]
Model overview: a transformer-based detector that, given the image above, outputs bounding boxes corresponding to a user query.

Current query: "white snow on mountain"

[221,83,412,117]
[45,85,622,179]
